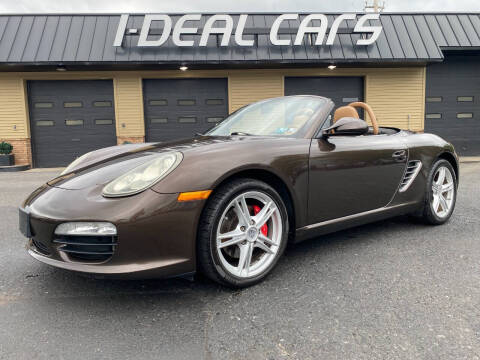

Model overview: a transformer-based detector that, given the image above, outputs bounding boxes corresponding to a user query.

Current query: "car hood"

[47,135,275,190]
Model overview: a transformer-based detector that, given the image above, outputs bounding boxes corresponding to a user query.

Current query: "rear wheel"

[197,179,288,287]
[419,159,457,225]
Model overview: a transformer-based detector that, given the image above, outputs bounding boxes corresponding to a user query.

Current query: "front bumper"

[21,185,206,279]
[26,242,191,279]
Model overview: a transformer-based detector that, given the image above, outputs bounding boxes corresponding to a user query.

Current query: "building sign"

[114,14,382,48]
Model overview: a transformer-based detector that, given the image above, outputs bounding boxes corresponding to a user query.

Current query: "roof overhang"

[0,13,478,68]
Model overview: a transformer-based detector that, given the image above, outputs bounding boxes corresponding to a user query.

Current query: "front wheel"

[419,159,457,225]
[197,178,288,287]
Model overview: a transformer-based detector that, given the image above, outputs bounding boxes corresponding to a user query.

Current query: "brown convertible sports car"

[19,95,459,287]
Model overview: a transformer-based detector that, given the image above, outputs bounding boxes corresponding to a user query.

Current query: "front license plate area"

[19,208,32,238]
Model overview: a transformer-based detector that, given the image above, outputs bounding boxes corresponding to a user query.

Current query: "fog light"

[54,222,117,236]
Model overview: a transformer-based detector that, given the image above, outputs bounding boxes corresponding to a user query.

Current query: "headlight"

[102,152,183,197]
[60,152,92,175]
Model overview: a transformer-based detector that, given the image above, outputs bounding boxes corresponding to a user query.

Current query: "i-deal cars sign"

[113,14,382,47]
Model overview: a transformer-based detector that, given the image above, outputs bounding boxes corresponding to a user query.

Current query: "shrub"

[0,141,13,155]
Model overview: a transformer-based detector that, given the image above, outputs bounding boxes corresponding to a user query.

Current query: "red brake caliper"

[253,205,268,236]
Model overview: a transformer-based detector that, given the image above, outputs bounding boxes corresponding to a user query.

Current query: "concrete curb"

[25,167,64,172]
[459,157,480,163]
[0,164,30,172]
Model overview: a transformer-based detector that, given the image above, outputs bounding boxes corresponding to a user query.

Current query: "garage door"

[426,55,480,156]
[285,77,364,121]
[28,80,117,168]
[143,78,228,142]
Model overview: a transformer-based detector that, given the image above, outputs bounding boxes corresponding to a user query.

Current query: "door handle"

[392,150,406,160]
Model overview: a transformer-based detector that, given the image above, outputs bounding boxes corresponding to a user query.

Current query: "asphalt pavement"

[0,163,479,360]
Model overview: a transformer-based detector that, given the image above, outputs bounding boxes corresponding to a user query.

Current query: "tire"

[419,159,457,225]
[197,178,289,288]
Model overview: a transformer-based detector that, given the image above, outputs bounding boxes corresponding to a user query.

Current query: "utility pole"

[364,0,386,12]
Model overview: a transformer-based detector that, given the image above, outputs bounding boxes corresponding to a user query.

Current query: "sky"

[0,0,479,13]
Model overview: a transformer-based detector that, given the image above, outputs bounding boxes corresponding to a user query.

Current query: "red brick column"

[117,136,145,145]
[0,138,32,166]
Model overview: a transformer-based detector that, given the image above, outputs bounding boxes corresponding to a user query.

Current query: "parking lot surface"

[0,163,479,360]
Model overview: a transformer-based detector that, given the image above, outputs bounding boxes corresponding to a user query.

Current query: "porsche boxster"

[19,95,459,287]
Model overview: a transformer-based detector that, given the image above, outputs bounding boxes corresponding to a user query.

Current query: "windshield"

[206,96,327,137]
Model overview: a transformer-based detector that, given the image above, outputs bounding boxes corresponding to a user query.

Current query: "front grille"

[53,235,117,262]
[399,160,422,193]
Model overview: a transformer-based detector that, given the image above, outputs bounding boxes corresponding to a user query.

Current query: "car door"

[308,133,407,224]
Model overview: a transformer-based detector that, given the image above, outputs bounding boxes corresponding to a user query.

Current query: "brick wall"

[117,136,145,145]
[0,138,32,166]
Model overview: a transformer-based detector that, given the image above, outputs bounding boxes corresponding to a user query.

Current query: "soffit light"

[328,65,336,70]
[179,66,188,71]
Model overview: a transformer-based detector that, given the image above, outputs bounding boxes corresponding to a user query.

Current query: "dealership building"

[0,12,479,167]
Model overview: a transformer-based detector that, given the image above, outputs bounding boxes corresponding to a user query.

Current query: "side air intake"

[399,160,422,193]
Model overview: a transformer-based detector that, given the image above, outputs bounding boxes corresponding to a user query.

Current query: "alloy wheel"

[215,191,282,278]
[431,166,455,218]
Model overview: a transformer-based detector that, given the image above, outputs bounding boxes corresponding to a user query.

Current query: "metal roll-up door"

[285,76,365,122]
[143,78,228,142]
[426,55,480,155]
[28,80,117,168]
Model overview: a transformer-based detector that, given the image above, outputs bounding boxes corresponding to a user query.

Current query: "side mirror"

[321,117,368,137]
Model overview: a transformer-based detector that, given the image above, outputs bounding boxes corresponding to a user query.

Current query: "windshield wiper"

[230,132,253,136]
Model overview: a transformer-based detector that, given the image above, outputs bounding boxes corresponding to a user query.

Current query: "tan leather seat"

[349,102,379,135]
[333,106,359,123]
[333,102,379,135]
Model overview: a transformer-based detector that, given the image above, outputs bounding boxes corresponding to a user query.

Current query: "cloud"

[0,0,479,13]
